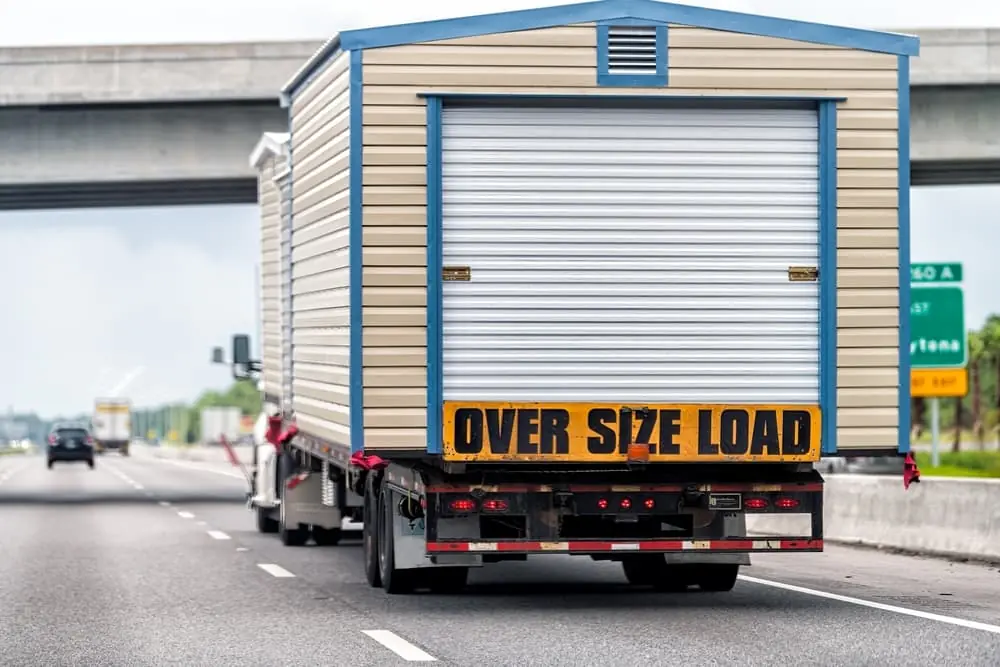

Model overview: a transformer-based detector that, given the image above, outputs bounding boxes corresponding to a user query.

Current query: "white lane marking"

[207,530,231,540]
[104,464,146,490]
[159,501,171,507]
[257,563,296,578]
[739,575,1000,635]
[236,547,248,552]
[197,520,208,526]
[152,458,246,480]
[362,630,437,662]
[177,511,195,519]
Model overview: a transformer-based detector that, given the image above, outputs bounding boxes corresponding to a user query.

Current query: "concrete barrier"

[747,474,1000,562]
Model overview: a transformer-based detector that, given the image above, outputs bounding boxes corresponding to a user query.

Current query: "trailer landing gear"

[621,555,739,592]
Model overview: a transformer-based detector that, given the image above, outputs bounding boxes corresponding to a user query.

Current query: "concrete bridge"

[0,29,998,209]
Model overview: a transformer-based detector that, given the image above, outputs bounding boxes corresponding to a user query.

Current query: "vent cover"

[607,25,659,75]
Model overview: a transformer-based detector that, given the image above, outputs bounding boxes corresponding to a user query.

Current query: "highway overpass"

[0,29,998,210]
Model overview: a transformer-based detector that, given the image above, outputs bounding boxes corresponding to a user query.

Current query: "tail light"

[745,497,769,510]
[448,498,477,513]
[482,498,508,512]
[597,498,609,510]
[85,436,95,446]
[48,435,57,445]
[619,497,632,510]
[643,498,655,510]
[775,497,800,509]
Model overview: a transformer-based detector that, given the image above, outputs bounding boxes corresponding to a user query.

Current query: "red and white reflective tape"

[425,482,823,494]
[426,538,822,554]
[286,472,310,490]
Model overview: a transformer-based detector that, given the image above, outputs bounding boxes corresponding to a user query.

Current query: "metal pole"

[930,397,941,468]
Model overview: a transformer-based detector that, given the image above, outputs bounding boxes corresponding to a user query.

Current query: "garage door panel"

[440,104,821,405]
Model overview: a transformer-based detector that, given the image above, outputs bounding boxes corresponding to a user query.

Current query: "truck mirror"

[211,347,225,364]
[232,334,251,365]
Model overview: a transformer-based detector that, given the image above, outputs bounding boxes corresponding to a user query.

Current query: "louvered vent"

[607,25,658,75]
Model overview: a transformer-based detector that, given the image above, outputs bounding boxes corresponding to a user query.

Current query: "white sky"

[0,0,997,416]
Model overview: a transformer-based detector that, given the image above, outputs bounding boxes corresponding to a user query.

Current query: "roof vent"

[607,25,658,75]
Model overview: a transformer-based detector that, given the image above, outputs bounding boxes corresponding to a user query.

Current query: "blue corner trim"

[338,0,919,56]
[348,49,365,455]
[425,97,444,456]
[597,21,668,88]
[897,55,912,455]
[818,100,839,456]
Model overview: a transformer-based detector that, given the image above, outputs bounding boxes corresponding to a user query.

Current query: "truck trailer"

[232,0,921,594]
[92,397,132,456]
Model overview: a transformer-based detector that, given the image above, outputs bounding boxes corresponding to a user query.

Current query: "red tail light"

[86,436,95,445]
[619,497,632,510]
[643,498,655,510]
[745,498,769,510]
[482,498,508,512]
[775,497,800,509]
[448,498,476,513]
[48,435,57,445]
[597,498,609,510]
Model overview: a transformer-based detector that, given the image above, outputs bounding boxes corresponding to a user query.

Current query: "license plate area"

[708,493,742,511]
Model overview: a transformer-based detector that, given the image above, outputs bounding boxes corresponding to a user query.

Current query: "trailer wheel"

[363,474,382,588]
[695,564,739,592]
[621,555,691,592]
[312,526,342,546]
[378,487,415,594]
[256,506,279,534]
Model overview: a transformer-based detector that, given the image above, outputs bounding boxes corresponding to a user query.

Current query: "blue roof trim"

[818,100,838,456]
[897,55,912,455]
[597,22,669,88]
[338,0,919,56]
[425,97,444,456]
[282,35,343,104]
[348,49,365,455]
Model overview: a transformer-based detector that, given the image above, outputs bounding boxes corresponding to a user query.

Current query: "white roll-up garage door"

[440,104,820,405]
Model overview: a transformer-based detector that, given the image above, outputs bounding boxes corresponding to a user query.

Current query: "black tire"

[427,567,469,594]
[256,506,279,534]
[312,525,342,546]
[378,486,414,594]
[87,459,95,469]
[46,459,54,469]
[695,564,739,592]
[363,474,382,588]
[621,555,692,592]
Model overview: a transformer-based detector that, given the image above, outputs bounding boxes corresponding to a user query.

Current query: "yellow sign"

[911,368,968,398]
[442,403,821,463]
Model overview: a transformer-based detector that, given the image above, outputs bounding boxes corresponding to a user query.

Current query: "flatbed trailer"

[231,0,921,595]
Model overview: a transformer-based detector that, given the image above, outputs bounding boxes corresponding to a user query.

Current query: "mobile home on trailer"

[236,0,919,594]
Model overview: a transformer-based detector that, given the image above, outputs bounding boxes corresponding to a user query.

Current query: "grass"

[0,448,27,456]
[913,450,1000,478]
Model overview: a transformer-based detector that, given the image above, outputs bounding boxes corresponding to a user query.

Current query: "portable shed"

[278,0,919,461]
[249,132,291,408]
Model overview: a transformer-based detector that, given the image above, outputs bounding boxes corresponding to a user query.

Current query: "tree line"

[131,380,261,443]
[912,314,1000,450]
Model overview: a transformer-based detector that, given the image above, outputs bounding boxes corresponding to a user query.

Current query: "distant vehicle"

[92,398,131,456]
[200,406,242,445]
[47,423,95,469]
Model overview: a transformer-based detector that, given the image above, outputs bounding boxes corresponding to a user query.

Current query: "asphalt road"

[2,449,1000,666]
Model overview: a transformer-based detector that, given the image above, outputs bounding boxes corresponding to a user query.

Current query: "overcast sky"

[1,0,998,416]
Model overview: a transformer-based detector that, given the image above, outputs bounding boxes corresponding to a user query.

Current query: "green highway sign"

[910,286,966,369]
[911,262,963,283]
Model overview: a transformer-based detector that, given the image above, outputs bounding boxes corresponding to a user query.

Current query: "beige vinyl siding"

[258,158,283,398]
[360,23,902,451]
[290,50,352,448]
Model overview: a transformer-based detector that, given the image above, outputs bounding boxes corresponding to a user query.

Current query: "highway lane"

[0,454,431,666]
[107,451,1000,665]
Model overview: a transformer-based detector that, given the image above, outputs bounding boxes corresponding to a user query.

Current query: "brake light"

[48,435,56,445]
[775,497,800,509]
[448,498,477,513]
[597,498,608,510]
[482,498,508,512]
[85,436,95,445]
[745,498,769,509]
[643,498,655,510]
[620,497,632,510]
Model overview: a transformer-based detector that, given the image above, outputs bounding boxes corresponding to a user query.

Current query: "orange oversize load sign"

[442,403,821,463]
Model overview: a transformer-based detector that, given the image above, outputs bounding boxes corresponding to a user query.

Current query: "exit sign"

[911,263,963,283]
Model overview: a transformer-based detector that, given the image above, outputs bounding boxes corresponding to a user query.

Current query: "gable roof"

[283,0,919,98]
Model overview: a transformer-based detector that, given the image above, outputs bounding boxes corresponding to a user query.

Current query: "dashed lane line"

[257,563,296,578]
[147,457,246,480]
[207,530,231,540]
[362,630,437,662]
[177,511,195,519]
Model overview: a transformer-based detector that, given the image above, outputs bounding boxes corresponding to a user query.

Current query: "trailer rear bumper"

[427,538,822,554]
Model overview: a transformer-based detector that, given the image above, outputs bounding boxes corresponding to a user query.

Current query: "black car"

[47,423,95,469]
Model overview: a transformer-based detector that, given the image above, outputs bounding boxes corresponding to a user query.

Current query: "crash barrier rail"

[748,474,1000,562]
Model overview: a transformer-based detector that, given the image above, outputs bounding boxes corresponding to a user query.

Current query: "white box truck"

[93,398,131,456]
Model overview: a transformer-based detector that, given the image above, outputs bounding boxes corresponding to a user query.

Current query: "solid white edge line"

[362,630,438,662]
[739,575,1000,635]
[257,563,295,578]
[207,530,231,540]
